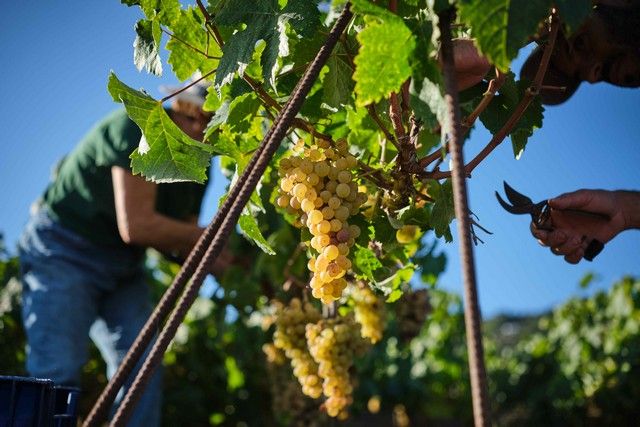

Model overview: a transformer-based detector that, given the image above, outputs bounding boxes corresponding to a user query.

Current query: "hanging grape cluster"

[276,139,366,303]
[305,315,367,419]
[272,298,323,398]
[351,284,386,344]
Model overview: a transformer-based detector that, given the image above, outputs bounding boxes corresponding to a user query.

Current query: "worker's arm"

[112,165,203,258]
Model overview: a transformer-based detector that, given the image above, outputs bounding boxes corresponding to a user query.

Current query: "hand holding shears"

[495,182,613,262]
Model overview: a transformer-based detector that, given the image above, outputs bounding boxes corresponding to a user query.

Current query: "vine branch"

[462,12,560,176]
[426,12,560,180]
[461,68,506,133]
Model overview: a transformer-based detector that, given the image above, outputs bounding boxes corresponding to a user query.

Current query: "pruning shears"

[495,181,608,262]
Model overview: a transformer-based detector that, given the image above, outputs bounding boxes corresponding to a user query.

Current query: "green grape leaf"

[479,73,544,158]
[214,0,318,89]
[409,71,448,133]
[351,0,399,20]
[429,179,454,241]
[209,131,241,158]
[368,263,415,299]
[458,0,552,71]
[323,43,354,108]
[224,93,262,134]
[140,0,180,26]
[238,213,276,255]
[108,72,213,183]
[510,128,530,159]
[282,0,321,38]
[353,18,416,107]
[406,10,447,131]
[555,0,592,34]
[204,101,230,142]
[133,19,163,76]
[353,244,384,282]
[167,7,219,81]
[121,0,140,7]
[203,84,226,113]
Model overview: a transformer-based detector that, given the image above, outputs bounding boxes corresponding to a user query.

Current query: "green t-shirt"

[43,109,208,248]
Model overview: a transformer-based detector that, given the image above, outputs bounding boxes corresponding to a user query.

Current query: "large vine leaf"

[107,72,213,183]
[167,7,219,81]
[458,0,552,71]
[133,19,163,76]
[323,43,354,108]
[353,17,416,107]
[479,73,544,158]
[353,244,384,282]
[213,0,320,89]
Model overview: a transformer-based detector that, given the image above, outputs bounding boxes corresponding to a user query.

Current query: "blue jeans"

[18,208,161,427]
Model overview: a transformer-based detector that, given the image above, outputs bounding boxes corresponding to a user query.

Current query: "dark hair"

[594,4,640,48]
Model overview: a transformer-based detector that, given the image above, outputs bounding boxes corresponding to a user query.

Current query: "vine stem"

[461,69,507,134]
[160,27,220,59]
[438,9,491,427]
[367,104,397,147]
[428,13,560,180]
[160,68,216,103]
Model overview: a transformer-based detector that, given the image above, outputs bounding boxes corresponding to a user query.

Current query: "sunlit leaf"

[108,72,213,183]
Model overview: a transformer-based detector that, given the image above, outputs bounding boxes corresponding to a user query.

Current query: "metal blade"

[503,181,533,207]
[495,192,530,215]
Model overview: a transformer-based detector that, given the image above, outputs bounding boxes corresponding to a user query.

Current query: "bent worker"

[17,82,231,426]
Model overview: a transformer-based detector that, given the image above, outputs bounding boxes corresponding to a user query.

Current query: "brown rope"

[109,4,354,425]
[438,9,491,427]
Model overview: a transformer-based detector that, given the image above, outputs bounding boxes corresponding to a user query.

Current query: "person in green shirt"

[18,83,229,426]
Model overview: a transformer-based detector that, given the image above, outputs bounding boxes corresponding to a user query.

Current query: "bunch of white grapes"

[276,139,367,304]
[305,315,367,419]
[272,299,323,398]
[351,284,385,344]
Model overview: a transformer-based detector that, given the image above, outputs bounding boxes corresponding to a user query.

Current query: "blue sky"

[1,2,638,317]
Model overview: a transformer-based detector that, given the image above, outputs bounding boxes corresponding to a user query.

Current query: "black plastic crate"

[0,376,80,427]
